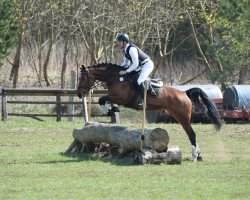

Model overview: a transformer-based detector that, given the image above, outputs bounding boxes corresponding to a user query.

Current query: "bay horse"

[77,63,222,162]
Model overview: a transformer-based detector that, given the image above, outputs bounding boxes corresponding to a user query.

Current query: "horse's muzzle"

[77,87,87,98]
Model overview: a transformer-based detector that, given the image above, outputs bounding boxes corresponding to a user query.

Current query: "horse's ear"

[80,65,87,71]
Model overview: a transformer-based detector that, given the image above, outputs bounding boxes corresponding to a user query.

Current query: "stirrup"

[138,100,144,108]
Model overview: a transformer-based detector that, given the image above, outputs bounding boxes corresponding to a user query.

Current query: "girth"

[124,91,139,108]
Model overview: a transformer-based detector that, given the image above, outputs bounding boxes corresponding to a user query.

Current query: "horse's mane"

[88,63,122,70]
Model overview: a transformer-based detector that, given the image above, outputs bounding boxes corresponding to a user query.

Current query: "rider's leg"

[138,83,145,106]
[137,60,154,107]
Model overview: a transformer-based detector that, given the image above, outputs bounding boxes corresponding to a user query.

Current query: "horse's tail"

[186,88,222,131]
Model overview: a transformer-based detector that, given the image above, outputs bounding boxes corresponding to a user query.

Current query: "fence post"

[82,94,89,123]
[56,94,62,122]
[1,90,8,121]
[68,70,76,122]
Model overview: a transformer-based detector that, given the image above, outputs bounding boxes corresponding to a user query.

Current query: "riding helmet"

[117,34,129,42]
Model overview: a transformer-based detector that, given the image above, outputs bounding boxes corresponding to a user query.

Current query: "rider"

[117,33,154,107]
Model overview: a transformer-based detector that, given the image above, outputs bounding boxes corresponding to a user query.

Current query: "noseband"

[78,69,95,94]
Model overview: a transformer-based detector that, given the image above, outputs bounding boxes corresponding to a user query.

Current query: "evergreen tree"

[0,0,19,66]
[205,0,249,85]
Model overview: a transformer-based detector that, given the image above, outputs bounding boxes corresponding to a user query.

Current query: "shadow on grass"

[37,152,137,166]
[38,152,193,166]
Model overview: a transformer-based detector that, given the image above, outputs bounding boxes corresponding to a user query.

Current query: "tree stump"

[134,147,182,165]
[66,122,169,155]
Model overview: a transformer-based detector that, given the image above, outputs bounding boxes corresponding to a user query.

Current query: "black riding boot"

[138,83,145,107]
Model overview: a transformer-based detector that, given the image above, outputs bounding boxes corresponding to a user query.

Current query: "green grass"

[0,120,250,200]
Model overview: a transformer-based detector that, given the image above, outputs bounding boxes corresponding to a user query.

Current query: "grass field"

[0,119,250,200]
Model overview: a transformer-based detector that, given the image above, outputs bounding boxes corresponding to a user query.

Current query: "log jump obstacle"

[66,122,182,165]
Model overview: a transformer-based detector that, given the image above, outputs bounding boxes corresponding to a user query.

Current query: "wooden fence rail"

[0,88,119,123]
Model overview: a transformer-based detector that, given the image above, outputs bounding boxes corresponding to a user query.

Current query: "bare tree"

[10,0,35,88]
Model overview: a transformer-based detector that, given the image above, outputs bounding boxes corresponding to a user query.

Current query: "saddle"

[150,78,164,88]
[146,78,163,97]
[130,75,163,97]
[123,73,163,108]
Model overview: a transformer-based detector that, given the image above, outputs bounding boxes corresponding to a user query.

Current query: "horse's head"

[77,65,96,98]
[77,63,124,98]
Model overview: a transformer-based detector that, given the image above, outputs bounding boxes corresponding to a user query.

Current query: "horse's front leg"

[98,95,120,116]
[99,94,125,107]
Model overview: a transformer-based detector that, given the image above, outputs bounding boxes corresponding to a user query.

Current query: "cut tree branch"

[186,10,212,71]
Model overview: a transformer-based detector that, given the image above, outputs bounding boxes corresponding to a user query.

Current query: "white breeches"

[137,60,154,85]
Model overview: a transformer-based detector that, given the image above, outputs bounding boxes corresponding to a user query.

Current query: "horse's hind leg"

[183,123,202,162]
[168,108,202,162]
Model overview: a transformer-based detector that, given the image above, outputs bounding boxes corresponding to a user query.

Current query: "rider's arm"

[120,57,129,69]
[126,47,139,73]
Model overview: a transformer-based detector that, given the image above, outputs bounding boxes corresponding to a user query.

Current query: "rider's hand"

[119,70,128,75]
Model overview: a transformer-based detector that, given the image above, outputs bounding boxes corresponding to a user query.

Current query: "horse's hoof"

[197,156,203,161]
[98,97,106,105]
[107,110,112,116]
[111,107,120,112]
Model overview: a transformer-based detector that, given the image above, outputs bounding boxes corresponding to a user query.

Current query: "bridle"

[78,69,96,95]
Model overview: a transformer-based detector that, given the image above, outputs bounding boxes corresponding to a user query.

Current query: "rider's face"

[117,41,126,49]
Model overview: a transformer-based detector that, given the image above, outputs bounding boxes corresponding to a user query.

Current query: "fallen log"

[66,122,169,155]
[134,147,182,165]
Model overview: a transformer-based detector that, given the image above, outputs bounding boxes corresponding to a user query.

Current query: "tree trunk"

[238,64,249,84]
[61,37,69,89]
[9,32,23,88]
[38,26,43,85]
[67,122,169,155]
[43,30,53,86]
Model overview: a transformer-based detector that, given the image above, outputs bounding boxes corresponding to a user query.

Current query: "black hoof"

[77,93,82,99]
[98,97,106,105]
[197,156,203,161]
[107,110,112,116]
[111,107,120,112]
